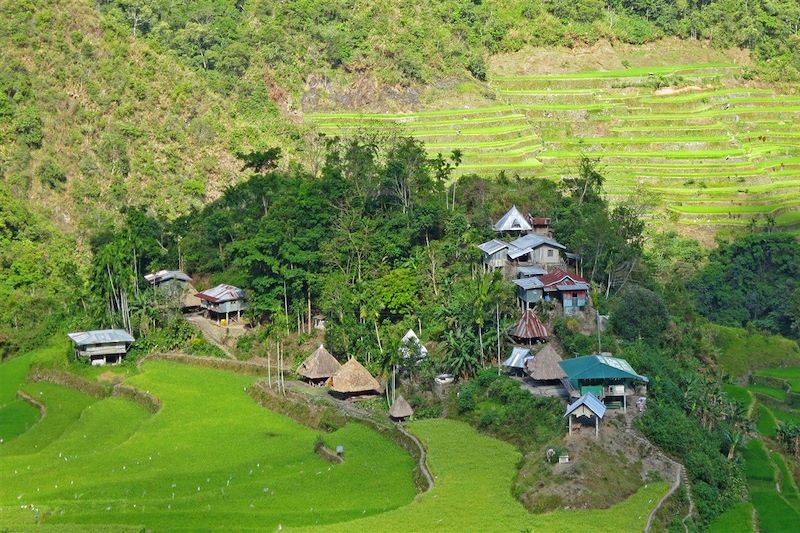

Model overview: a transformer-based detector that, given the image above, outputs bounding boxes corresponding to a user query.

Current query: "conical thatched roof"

[326,358,380,393]
[182,283,202,308]
[389,395,414,419]
[525,344,566,381]
[297,345,341,380]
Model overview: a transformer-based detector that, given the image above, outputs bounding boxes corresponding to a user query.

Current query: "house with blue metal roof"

[564,392,606,438]
[559,354,648,411]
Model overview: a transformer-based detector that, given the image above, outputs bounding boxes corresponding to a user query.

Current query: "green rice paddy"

[306,62,800,229]
[0,355,667,531]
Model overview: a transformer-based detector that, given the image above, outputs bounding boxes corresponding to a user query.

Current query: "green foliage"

[12,106,42,148]
[690,233,800,339]
[709,324,800,376]
[37,158,67,189]
[610,284,669,343]
[455,369,562,449]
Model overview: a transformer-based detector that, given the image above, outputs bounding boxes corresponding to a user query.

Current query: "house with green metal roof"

[559,354,648,411]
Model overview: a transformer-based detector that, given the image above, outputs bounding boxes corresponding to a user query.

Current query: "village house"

[399,329,428,360]
[492,205,532,233]
[297,344,341,385]
[67,329,135,366]
[327,358,381,399]
[538,268,590,316]
[525,344,567,385]
[144,269,200,310]
[478,207,567,274]
[529,217,553,237]
[559,354,649,412]
[389,395,414,421]
[503,346,533,375]
[195,284,247,323]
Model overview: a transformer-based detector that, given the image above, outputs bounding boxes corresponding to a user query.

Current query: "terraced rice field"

[307,63,800,229]
[1,352,667,531]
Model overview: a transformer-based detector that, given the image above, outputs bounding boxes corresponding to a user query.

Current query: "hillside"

[0,0,300,238]
[305,41,800,237]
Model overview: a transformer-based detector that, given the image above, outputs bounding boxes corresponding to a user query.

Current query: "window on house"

[547,249,554,257]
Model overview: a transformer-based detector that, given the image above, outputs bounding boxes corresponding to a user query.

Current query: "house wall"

[516,286,543,304]
[533,246,561,265]
[203,300,247,314]
[484,250,507,268]
[155,279,187,297]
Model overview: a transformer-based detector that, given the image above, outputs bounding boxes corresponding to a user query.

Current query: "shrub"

[38,159,67,189]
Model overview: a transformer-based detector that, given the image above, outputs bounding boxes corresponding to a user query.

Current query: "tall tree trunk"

[374,320,383,353]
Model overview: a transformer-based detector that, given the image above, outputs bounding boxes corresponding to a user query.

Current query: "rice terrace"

[308,58,800,234]
[3,1,800,533]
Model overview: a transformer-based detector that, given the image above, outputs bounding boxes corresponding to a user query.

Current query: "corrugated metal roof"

[503,347,533,368]
[559,355,649,383]
[508,310,548,340]
[195,284,246,303]
[509,234,566,251]
[517,266,546,277]
[514,277,544,290]
[564,393,607,418]
[493,206,533,232]
[556,283,589,291]
[144,269,192,284]
[477,239,509,255]
[67,329,135,346]
[400,329,428,358]
[538,268,587,288]
[507,246,533,260]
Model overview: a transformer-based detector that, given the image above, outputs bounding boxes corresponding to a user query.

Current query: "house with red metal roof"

[195,283,247,322]
[538,269,590,315]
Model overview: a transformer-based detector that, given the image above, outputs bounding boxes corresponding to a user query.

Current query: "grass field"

[756,367,800,392]
[302,419,669,532]
[0,356,669,531]
[708,325,800,377]
[306,62,800,231]
[706,502,754,533]
[0,361,417,531]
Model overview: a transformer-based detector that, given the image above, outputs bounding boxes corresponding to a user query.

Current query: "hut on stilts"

[297,345,341,385]
[326,358,381,400]
[389,395,414,421]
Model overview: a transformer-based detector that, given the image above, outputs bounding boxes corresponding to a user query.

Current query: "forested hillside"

[0,0,301,238]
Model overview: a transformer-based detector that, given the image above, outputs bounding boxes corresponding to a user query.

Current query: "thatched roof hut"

[327,358,380,395]
[389,395,414,420]
[525,344,566,382]
[183,283,202,309]
[297,345,341,381]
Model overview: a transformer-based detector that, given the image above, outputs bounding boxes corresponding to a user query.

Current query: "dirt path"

[185,314,236,359]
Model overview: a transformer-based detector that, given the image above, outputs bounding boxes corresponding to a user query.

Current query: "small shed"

[313,314,326,330]
[399,329,428,360]
[503,347,533,373]
[493,205,533,233]
[517,266,546,278]
[508,310,548,344]
[195,284,247,322]
[565,393,606,438]
[389,395,414,421]
[525,344,566,384]
[297,345,341,384]
[326,358,381,399]
[67,329,135,366]
[529,217,553,237]
[477,239,511,269]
